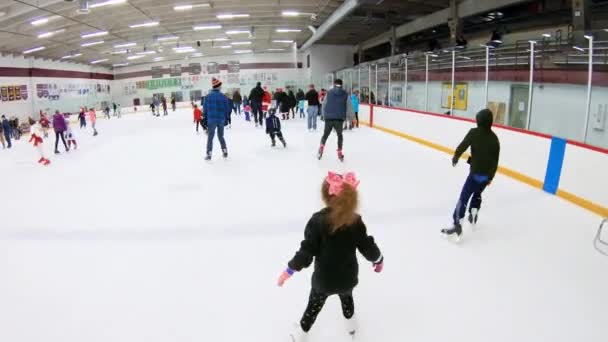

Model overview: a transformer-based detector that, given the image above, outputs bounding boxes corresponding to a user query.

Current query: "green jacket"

[453,109,500,181]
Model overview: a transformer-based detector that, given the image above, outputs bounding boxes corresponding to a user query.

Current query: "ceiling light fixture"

[217,13,250,19]
[194,24,222,30]
[234,49,253,54]
[175,3,210,11]
[573,46,585,52]
[230,41,251,45]
[136,50,156,55]
[111,49,128,54]
[127,55,145,60]
[217,45,232,49]
[90,0,127,8]
[191,53,204,57]
[154,57,165,61]
[157,36,179,41]
[113,63,129,67]
[129,21,159,28]
[61,53,82,59]
[23,46,45,54]
[31,18,49,26]
[81,40,104,47]
[38,29,65,39]
[81,31,108,39]
[90,58,109,64]
[282,11,300,17]
[542,33,551,38]
[276,28,301,33]
[114,42,136,48]
[226,30,250,35]
[273,39,294,43]
[267,48,285,51]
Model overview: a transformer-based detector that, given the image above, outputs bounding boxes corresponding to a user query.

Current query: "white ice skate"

[289,323,308,342]
[345,315,358,339]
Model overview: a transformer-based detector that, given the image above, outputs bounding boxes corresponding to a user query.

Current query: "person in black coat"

[287,88,297,118]
[265,109,286,147]
[278,172,383,341]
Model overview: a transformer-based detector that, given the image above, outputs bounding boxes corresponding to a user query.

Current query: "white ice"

[0,108,607,342]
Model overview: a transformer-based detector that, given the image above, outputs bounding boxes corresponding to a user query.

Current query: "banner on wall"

[8,86,15,101]
[189,63,201,75]
[207,62,219,74]
[151,66,164,79]
[227,61,240,73]
[147,77,181,90]
[170,64,182,77]
[1,87,7,101]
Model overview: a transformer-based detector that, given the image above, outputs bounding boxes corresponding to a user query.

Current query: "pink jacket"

[88,109,97,123]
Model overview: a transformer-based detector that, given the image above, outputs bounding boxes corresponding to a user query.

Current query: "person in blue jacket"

[1,115,12,148]
[203,78,231,160]
[351,90,360,128]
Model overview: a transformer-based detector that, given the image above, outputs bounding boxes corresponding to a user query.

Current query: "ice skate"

[54,150,60,155]
[317,144,325,160]
[468,208,479,225]
[338,149,345,162]
[222,148,228,159]
[204,153,212,161]
[441,223,463,242]
[345,315,358,339]
[38,157,45,164]
[42,159,51,166]
[289,323,308,342]
[281,138,287,148]
[272,140,276,147]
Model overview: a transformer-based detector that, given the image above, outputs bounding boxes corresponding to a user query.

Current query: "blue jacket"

[266,114,281,134]
[322,86,352,121]
[351,94,359,113]
[203,89,231,124]
[2,119,11,132]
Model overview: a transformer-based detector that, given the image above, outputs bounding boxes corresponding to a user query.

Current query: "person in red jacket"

[261,87,272,125]
[193,104,204,134]
[29,124,51,166]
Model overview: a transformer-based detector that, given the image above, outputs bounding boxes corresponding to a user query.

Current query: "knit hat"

[212,77,222,88]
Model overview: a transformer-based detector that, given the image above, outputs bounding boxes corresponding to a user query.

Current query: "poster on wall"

[152,66,164,79]
[21,85,28,100]
[8,86,15,101]
[227,74,239,84]
[441,82,468,111]
[1,86,7,101]
[14,86,21,101]
[189,63,201,75]
[170,64,182,77]
[227,61,240,74]
[206,62,219,74]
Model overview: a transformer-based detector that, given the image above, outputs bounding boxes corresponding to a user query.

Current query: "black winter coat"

[249,86,265,103]
[288,209,382,294]
[453,109,500,181]
[305,89,320,106]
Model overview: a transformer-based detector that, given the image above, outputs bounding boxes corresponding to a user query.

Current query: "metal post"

[368,64,372,104]
[404,56,408,109]
[485,45,489,107]
[375,64,378,105]
[358,66,361,100]
[583,35,593,142]
[388,60,392,107]
[425,54,429,112]
[451,50,456,115]
[526,41,536,130]
[350,70,353,94]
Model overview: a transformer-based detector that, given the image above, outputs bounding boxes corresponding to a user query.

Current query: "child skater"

[89,108,98,136]
[278,172,384,341]
[265,108,286,148]
[29,123,51,166]
[64,114,77,150]
[441,108,500,241]
[244,103,251,122]
[193,104,204,134]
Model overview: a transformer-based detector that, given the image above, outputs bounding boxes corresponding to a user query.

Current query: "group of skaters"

[103,102,123,119]
[193,78,362,162]
[150,95,177,117]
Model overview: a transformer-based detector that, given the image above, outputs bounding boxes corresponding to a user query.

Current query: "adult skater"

[2,115,12,148]
[171,96,176,112]
[153,96,161,116]
[277,89,291,121]
[52,110,69,154]
[278,172,383,342]
[248,82,265,127]
[287,87,297,119]
[318,79,353,162]
[296,88,306,118]
[262,86,272,123]
[113,102,117,116]
[78,108,86,128]
[203,78,230,161]
[161,97,168,116]
[305,85,320,131]
[232,90,242,115]
[441,108,500,240]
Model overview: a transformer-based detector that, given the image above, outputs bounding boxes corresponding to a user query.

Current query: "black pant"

[55,131,68,151]
[321,119,344,150]
[80,119,86,128]
[269,131,285,144]
[195,120,204,132]
[252,101,263,125]
[163,107,168,115]
[300,288,354,332]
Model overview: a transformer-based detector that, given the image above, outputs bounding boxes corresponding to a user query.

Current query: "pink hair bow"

[326,172,360,196]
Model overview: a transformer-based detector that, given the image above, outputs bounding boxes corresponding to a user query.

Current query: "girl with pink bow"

[277,171,384,342]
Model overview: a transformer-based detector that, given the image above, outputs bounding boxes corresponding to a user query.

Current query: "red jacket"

[193,108,202,121]
[29,133,43,147]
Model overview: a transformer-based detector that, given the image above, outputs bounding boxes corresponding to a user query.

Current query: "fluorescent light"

[81,40,104,47]
[174,46,196,53]
[542,33,551,38]
[114,42,136,48]
[90,0,127,8]
[154,57,165,61]
[282,11,300,17]
[573,46,585,52]
[230,41,251,45]
[127,55,145,60]
[112,49,128,54]
[136,50,156,55]
[528,40,537,44]
[38,29,65,39]
[234,50,252,54]
[31,18,49,26]
[216,45,232,49]
[276,28,301,33]
[194,24,222,30]
[90,58,108,64]
[174,3,210,11]
[129,21,159,28]
[491,39,503,43]
[81,31,108,39]
[113,63,129,67]
[203,37,229,42]
[461,56,471,60]
[191,53,204,57]
[61,53,82,59]
[23,46,45,54]
[217,14,249,19]
[226,30,250,35]
[584,34,593,40]
[273,39,294,43]
[157,36,179,41]
[267,48,285,51]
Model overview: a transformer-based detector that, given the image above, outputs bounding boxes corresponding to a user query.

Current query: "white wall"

[305,44,355,88]
[0,54,112,119]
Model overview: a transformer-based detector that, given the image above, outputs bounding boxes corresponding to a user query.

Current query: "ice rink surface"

[1,108,607,342]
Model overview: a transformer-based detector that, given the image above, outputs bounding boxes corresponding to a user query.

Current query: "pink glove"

[277,267,295,287]
[373,256,384,273]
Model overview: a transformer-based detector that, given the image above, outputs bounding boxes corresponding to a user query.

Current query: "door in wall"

[171,91,184,102]
[508,85,529,129]
[189,90,202,102]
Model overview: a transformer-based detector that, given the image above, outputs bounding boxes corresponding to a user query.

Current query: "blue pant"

[207,121,227,155]
[4,131,11,148]
[307,105,319,130]
[453,173,489,225]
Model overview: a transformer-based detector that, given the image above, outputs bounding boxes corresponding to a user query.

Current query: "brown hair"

[322,180,359,233]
